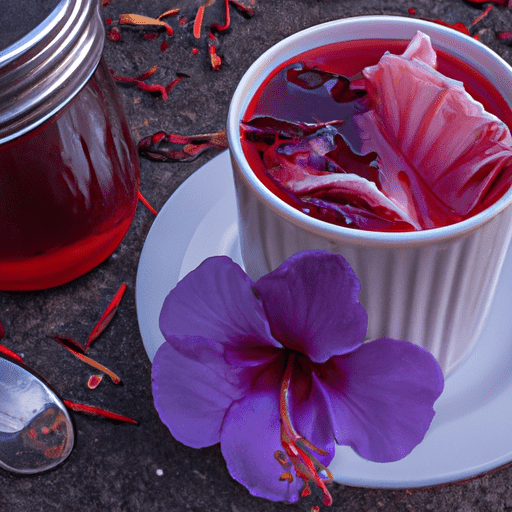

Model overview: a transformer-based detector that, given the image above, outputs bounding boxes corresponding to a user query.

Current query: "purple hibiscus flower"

[152,250,444,506]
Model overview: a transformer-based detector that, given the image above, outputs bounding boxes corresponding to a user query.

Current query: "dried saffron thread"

[0,319,4,341]
[278,353,333,507]
[471,5,493,26]
[157,8,180,20]
[0,345,24,365]
[87,283,127,346]
[229,0,256,17]
[63,400,138,425]
[54,336,122,384]
[138,190,158,215]
[87,375,103,389]
[119,14,174,36]
[193,5,206,39]
[211,0,230,32]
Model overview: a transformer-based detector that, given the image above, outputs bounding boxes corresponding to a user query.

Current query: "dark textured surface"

[0,0,62,52]
[2,1,512,511]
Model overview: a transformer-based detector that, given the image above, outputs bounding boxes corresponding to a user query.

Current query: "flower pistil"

[276,353,333,507]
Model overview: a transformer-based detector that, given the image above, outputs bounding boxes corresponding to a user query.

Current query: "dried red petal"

[467,0,510,6]
[137,82,168,99]
[157,8,180,20]
[211,0,231,32]
[53,336,122,384]
[208,33,222,70]
[0,320,4,341]
[143,32,160,40]
[408,7,416,14]
[497,31,512,39]
[101,0,110,5]
[50,333,85,352]
[165,73,188,94]
[86,284,127,348]
[138,190,158,215]
[471,5,493,26]
[105,18,112,25]
[119,13,174,36]
[229,0,256,17]
[138,130,228,162]
[0,345,24,365]
[63,400,139,425]
[193,5,206,39]
[108,27,121,41]
[87,375,103,389]
[160,38,169,53]
[151,131,167,145]
[113,68,169,100]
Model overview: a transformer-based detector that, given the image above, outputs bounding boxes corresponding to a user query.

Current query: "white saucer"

[136,150,512,489]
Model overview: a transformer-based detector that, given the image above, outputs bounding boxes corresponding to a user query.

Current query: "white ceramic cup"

[227,16,512,376]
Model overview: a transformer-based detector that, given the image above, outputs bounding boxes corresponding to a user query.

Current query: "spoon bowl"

[0,356,74,474]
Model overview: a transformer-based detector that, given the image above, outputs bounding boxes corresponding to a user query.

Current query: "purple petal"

[288,362,335,469]
[253,251,368,362]
[159,256,281,352]
[322,338,444,462]
[220,367,304,502]
[152,341,246,448]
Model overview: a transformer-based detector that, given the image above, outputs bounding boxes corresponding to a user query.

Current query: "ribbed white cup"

[227,16,512,376]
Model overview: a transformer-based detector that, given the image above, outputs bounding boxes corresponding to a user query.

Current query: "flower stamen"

[276,353,333,507]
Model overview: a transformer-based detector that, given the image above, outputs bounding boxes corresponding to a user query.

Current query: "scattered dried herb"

[211,0,231,32]
[194,4,206,39]
[467,0,510,6]
[119,13,174,36]
[88,283,127,347]
[108,27,121,41]
[52,283,127,353]
[138,189,158,215]
[112,66,186,101]
[109,0,256,71]
[63,400,139,425]
[87,375,103,390]
[471,5,493,26]
[53,336,122,385]
[229,0,256,17]
[497,31,512,39]
[208,32,222,70]
[138,130,228,162]
[0,344,24,365]
[158,8,180,20]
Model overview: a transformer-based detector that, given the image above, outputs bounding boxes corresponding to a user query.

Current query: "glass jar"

[0,0,139,290]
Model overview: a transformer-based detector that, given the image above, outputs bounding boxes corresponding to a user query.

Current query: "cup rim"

[227,15,512,246]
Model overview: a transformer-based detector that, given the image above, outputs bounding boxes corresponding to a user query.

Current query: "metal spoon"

[0,356,74,474]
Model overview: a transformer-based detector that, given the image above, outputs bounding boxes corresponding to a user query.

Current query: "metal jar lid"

[0,0,105,144]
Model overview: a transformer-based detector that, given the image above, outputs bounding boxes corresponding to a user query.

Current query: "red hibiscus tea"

[0,61,139,290]
[240,38,512,232]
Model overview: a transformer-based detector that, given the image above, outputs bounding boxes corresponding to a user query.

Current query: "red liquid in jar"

[241,39,512,229]
[0,59,139,290]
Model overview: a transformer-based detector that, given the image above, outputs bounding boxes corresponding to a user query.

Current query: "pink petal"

[356,31,512,228]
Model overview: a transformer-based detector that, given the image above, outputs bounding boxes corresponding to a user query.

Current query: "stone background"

[1,1,512,510]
